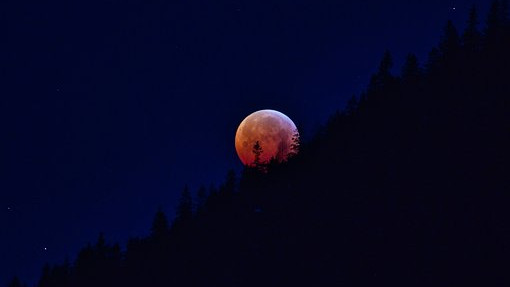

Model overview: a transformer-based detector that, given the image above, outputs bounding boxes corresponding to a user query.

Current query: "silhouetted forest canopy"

[8,2,510,286]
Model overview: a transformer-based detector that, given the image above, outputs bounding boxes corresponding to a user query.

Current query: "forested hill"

[7,2,510,287]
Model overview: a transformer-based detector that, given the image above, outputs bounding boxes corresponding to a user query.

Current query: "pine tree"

[150,209,169,239]
[367,74,378,94]
[368,50,394,94]
[74,243,95,285]
[54,259,71,287]
[401,54,423,114]
[221,170,237,194]
[463,6,481,53]
[176,185,193,222]
[196,185,208,214]
[378,50,393,77]
[289,129,301,156]
[38,264,51,287]
[486,0,502,36]
[95,233,106,251]
[274,140,287,162]
[485,0,509,53]
[358,92,368,111]
[377,50,394,88]
[252,141,263,166]
[365,50,396,111]
[439,20,460,60]
[426,47,441,74]
[401,54,421,83]
[39,260,70,287]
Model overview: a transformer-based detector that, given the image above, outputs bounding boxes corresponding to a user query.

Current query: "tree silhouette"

[425,47,441,74]
[378,50,393,76]
[273,140,286,162]
[252,140,263,167]
[440,20,460,61]
[345,95,359,116]
[150,209,169,240]
[220,169,236,195]
[37,265,52,287]
[289,129,301,157]
[195,185,208,214]
[37,261,70,287]
[463,6,482,53]
[176,185,193,223]
[369,50,394,93]
[486,0,505,43]
[401,53,421,82]
[488,0,502,29]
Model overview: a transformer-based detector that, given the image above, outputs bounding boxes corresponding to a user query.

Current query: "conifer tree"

[486,0,502,36]
[378,50,393,77]
[38,264,52,287]
[289,129,301,156]
[402,54,421,83]
[439,20,460,60]
[196,185,208,214]
[463,6,481,53]
[426,48,441,74]
[222,170,237,194]
[177,185,193,222]
[151,209,169,240]
[367,50,394,100]
[95,233,106,251]
[252,141,263,166]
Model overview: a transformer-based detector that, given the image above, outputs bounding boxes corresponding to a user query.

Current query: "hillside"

[8,3,510,287]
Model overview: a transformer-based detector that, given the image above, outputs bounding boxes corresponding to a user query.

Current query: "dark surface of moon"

[235,109,298,166]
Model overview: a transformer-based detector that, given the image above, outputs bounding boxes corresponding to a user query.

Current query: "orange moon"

[235,109,299,166]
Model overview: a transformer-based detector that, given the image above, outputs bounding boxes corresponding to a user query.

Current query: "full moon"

[235,109,299,166]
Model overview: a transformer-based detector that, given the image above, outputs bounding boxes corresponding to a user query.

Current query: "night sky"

[1,0,490,284]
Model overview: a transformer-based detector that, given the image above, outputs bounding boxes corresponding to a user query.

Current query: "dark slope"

[8,2,510,287]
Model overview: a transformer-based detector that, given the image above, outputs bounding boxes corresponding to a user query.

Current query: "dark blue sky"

[1,0,490,285]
